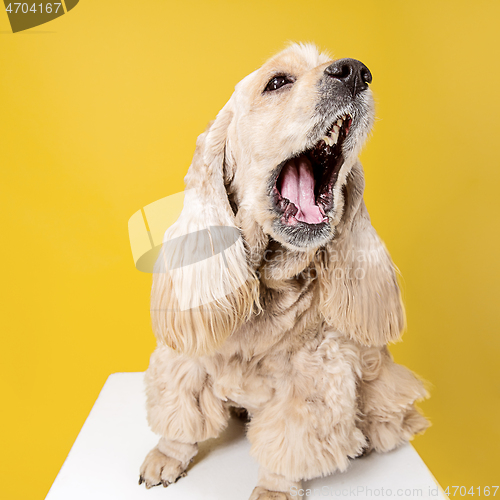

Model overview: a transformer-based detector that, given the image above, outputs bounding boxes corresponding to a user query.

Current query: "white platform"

[46,373,446,499]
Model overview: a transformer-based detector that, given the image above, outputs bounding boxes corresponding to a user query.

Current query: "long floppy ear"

[318,161,405,346]
[151,101,259,356]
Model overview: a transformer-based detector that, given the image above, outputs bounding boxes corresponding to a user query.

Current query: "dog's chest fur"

[201,244,359,414]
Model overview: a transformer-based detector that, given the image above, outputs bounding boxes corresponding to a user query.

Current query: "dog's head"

[152,44,403,355]
[224,43,374,250]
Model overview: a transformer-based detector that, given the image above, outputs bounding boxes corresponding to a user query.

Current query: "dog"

[138,43,429,499]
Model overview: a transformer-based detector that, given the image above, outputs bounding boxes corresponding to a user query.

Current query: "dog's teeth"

[336,118,343,127]
[323,136,332,146]
[333,124,340,134]
[330,131,339,144]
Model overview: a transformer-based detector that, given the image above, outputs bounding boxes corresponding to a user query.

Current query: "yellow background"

[1,1,499,498]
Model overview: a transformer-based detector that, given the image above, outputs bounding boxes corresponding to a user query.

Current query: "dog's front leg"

[249,466,301,500]
[246,332,366,498]
[139,346,229,489]
[139,437,198,488]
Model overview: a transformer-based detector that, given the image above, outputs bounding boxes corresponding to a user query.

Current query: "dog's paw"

[249,486,293,500]
[139,447,188,489]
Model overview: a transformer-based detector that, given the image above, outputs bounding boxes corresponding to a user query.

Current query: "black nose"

[324,58,372,96]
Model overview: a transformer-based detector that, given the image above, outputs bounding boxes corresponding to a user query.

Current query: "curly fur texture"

[140,43,429,498]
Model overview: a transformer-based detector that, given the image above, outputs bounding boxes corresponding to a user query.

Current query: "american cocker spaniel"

[139,43,429,499]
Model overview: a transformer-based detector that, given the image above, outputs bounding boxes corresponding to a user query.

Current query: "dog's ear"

[151,101,259,356]
[318,162,405,346]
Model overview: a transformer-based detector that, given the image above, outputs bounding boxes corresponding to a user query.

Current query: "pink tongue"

[280,156,324,224]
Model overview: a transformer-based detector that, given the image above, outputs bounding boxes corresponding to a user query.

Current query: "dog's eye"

[264,75,294,92]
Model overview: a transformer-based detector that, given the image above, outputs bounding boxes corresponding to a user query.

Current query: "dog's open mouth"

[272,114,352,226]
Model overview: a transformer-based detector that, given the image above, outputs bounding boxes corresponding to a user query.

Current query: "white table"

[46,373,447,499]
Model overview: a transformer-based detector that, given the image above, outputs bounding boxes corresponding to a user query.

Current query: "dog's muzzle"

[269,57,373,249]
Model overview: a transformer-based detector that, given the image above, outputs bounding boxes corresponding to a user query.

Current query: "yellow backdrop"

[1,1,499,498]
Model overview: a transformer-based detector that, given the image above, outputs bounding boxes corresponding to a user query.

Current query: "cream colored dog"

[139,43,429,499]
